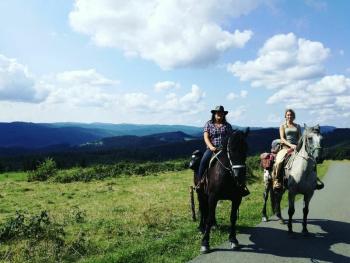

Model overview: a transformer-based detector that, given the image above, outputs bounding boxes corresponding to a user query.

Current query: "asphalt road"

[189,161,350,263]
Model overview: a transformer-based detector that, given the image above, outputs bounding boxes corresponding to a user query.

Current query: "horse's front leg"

[288,192,296,234]
[302,193,313,235]
[274,187,284,224]
[197,190,207,233]
[229,197,242,249]
[200,194,217,253]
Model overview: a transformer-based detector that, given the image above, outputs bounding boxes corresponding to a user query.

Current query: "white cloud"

[227,33,350,123]
[97,84,206,116]
[161,84,206,114]
[227,92,239,101]
[267,113,281,123]
[227,89,248,100]
[227,106,246,121]
[56,69,119,86]
[0,54,48,103]
[305,0,327,11]
[154,81,179,92]
[336,96,350,109]
[228,33,330,89]
[69,0,260,69]
[44,69,120,107]
[240,90,248,98]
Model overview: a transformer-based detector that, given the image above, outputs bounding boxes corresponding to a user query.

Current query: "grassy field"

[0,159,331,262]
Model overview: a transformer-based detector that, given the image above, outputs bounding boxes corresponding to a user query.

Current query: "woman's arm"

[279,125,296,149]
[204,131,216,151]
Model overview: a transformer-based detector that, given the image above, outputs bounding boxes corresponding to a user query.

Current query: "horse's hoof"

[230,241,241,250]
[200,245,210,254]
[262,216,268,222]
[288,229,294,235]
[302,229,309,236]
[276,215,284,224]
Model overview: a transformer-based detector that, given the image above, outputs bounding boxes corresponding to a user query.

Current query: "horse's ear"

[244,127,250,137]
[314,124,320,133]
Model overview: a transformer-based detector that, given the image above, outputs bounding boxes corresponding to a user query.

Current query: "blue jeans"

[197,149,212,180]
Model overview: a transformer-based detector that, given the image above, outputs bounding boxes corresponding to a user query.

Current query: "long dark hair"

[285,108,296,120]
[211,113,227,123]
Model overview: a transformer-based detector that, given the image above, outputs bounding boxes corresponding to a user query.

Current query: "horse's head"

[226,128,249,178]
[302,124,323,163]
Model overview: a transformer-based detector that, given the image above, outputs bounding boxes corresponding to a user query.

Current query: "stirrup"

[315,183,324,190]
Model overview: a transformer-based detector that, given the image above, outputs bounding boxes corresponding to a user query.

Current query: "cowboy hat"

[211,105,228,114]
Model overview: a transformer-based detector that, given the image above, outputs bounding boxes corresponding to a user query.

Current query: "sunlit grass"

[0,159,331,262]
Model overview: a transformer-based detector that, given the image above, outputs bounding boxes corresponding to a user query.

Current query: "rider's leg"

[197,149,212,182]
[314,165,324,190]
[272,148,288,190]
[237,170,250,197]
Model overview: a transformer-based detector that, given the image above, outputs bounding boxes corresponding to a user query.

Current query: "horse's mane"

[296,132,304,152]
[223,130,247,153]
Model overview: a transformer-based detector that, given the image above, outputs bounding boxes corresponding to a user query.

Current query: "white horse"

[285,124,323,234]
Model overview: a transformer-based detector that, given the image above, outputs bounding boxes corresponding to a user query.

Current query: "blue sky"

[0,0,349,127]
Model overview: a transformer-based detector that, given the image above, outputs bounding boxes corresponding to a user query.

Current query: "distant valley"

[0,122,347,171]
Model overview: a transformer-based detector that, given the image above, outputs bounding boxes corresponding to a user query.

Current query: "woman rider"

[272,109,324,190]
[197,105,250,196]
[272,109,301,190]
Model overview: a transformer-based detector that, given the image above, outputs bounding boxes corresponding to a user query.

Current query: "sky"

[0,0,350,127]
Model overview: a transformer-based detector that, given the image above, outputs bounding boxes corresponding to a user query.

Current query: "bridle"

[213,133,246,178]
[302,129,322,161]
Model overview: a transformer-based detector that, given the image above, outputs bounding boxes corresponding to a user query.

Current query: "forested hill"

[0,124,348,171]
[0,122,202,148]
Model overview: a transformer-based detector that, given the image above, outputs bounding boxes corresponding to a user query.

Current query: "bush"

[0,210,91,262]
[51,160,188,183]
[28,158,58,181]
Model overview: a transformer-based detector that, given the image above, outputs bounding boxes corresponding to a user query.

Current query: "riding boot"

[315,177,324,190]
[237,172,250,196]
[313,166,324,190]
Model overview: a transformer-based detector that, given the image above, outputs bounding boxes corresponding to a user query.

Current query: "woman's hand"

[209,146,217,152]
[291,144,297,150]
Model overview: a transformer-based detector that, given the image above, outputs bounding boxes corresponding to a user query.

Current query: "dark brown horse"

[190,129,249,253]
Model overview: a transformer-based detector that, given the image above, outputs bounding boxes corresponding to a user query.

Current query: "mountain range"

[0,122,338,150]
[0,122,347,171]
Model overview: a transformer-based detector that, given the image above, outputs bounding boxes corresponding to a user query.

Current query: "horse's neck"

[297,136,308,159]
[292,136,315,174]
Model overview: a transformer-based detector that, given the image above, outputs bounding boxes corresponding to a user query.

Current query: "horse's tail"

[190,186,196,221]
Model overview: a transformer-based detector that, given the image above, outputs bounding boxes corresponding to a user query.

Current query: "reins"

[211,134,246,178]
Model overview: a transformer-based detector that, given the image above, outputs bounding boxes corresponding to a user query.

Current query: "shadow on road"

[212,219,350,262]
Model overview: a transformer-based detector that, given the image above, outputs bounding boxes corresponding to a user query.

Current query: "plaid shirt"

[204,120,233,148]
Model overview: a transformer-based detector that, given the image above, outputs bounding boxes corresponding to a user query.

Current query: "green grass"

[0,172,27,182]
[0,159,331,262]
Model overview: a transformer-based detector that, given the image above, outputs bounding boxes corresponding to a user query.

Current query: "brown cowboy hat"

[211,105,228,115]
